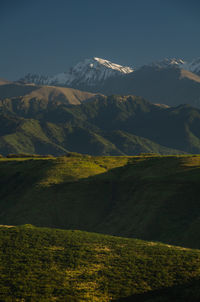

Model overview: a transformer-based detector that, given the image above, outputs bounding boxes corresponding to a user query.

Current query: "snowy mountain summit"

[21,57,134,87]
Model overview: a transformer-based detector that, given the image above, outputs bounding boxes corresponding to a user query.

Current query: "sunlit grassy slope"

[1,154,200,248]
[1,225,200,301]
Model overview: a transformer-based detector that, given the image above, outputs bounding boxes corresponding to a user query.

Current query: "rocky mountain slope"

[183,57,200,75]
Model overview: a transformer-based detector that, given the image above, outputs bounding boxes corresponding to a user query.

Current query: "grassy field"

[1,225,200,301]
[1,154,200,248]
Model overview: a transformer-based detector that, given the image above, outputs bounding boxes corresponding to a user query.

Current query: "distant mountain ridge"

[147,57,200,76]
[98,63,200,108]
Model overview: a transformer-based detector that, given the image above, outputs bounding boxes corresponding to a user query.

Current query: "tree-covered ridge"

[1,225,200,301]
[1,92,200,155]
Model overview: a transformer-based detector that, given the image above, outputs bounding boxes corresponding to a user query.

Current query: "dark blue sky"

[1,0,200,80]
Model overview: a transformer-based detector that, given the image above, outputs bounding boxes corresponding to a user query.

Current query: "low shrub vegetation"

[1,225,200,301]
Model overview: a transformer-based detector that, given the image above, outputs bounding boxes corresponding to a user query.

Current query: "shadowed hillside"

[94,66,200,108]
[115,280,200,302]
[1,155,200,248]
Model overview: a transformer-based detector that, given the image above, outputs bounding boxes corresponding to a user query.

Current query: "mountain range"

[1,55,200,155]
[19,56,200,108]
[1,81,200,155]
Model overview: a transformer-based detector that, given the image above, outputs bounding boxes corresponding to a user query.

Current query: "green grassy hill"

[1,225,200,301]
[1,155,200,248]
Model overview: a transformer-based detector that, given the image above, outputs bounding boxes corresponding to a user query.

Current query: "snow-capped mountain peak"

[50,57,134,86]
[21,57,134,88]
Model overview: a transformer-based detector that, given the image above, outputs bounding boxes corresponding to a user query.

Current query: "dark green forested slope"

[1,225,200,301]
[2,93,200,155]
[1,155,200,248]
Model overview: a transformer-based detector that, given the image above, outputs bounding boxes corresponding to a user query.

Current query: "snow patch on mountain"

[148,57,200,77]
[149,58,186,69]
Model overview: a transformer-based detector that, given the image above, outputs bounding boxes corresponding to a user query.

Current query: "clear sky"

[1,0,200,80]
